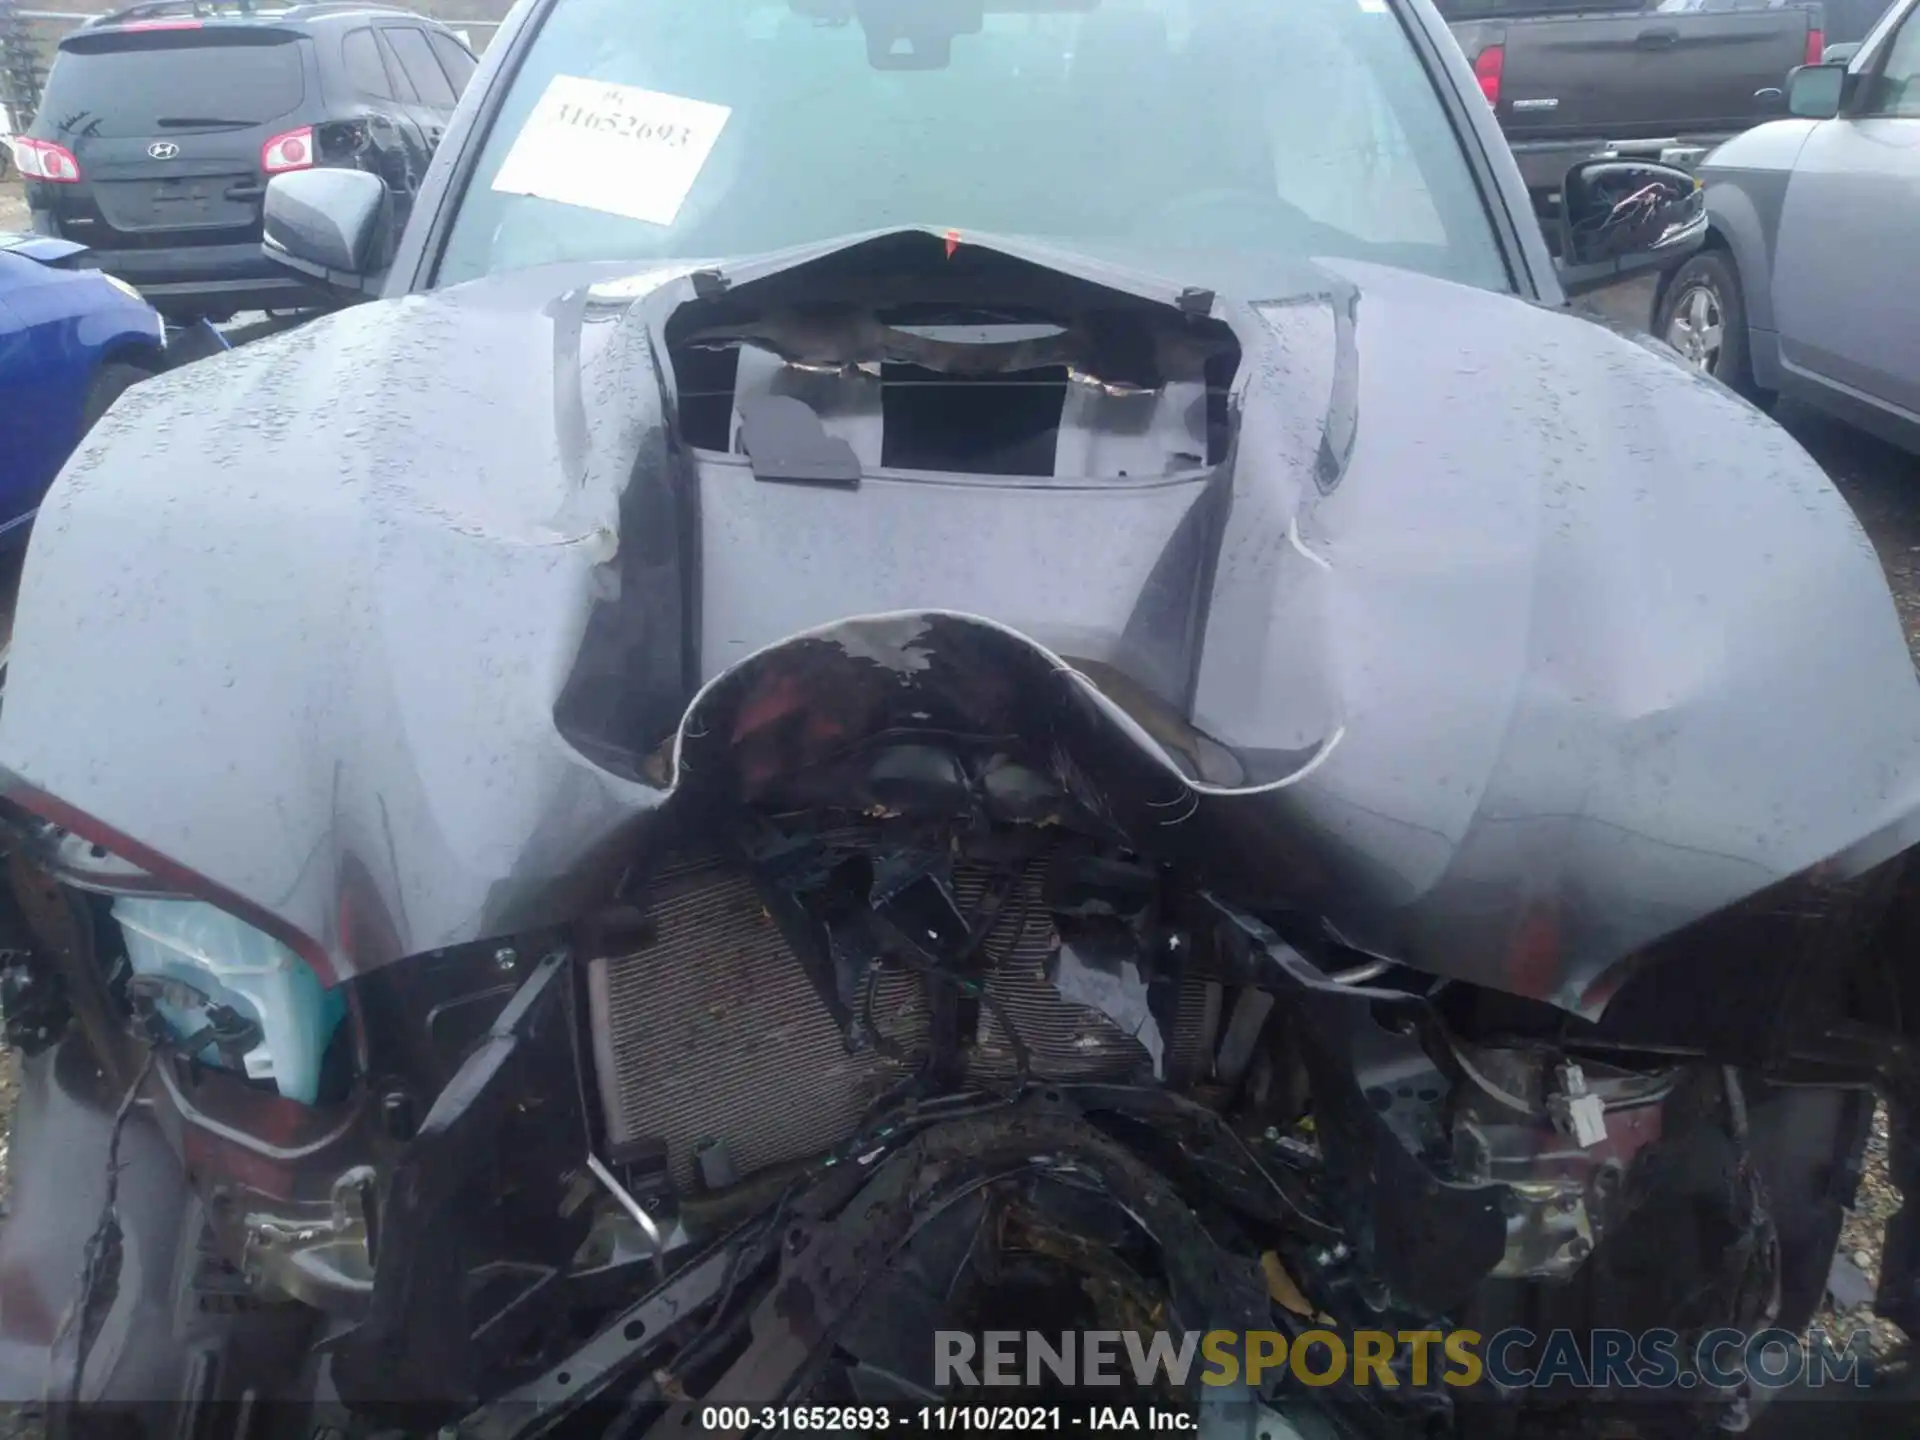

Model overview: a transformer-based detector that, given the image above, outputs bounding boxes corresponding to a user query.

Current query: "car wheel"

[79,361,153,433]
[1656,252,1766,401]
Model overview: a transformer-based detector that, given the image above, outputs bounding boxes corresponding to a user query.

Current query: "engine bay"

[0,741,1896,1440]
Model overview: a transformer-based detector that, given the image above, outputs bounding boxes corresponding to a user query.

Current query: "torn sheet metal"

[1050,927,1165,1080]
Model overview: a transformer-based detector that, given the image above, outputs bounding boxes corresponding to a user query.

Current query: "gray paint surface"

[1773,112,1920,417]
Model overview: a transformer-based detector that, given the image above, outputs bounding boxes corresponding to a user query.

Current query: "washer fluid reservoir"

[113,897,344,1105]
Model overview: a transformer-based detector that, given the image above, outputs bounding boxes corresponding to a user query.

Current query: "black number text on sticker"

[555,103,692,148]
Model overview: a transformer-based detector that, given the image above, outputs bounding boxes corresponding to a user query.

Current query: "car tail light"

[1474,44,1506,108]
[261,126,314,174]
[13,137,81,183]
[1806,28,1825,64]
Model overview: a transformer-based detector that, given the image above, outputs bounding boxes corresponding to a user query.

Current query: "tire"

[79,361,152,433]
[1655,250,1771,404]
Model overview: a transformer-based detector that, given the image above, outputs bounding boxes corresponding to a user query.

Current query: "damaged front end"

[4,228,1920,1438]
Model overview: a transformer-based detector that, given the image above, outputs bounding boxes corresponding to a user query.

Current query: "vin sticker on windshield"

[490,77,731,227]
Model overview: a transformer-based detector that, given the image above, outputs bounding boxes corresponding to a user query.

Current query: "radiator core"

[587,852,1180,1189]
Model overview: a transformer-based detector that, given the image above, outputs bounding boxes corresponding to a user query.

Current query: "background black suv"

[16,0,474,321]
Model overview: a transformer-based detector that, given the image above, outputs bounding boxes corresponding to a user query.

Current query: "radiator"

[587,852,1185,1189]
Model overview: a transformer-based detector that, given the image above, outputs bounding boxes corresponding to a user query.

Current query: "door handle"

[1635,26,1680,46]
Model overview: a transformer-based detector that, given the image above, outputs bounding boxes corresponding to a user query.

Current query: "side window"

[426,32,477,97]
[1865,11,1920,115]
[375,29,420,103]
[385,26,457,109]
[342,27,392,100]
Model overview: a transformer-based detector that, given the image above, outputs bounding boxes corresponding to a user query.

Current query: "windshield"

[437,0,1510,293]
[40,32,305,140]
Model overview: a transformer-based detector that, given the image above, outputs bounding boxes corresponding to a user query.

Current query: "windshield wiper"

[153,116,255,128]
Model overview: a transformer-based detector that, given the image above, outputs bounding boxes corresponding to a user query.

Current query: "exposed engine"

[486,792,1813,1440]
[589,837,1215,1198]
[577,801,1696,1309]
[1,776,1850,1440]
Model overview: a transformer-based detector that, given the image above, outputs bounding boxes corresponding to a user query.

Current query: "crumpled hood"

[6,228,1919,1015]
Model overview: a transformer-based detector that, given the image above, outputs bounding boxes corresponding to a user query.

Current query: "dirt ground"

[0,187,1913,1357]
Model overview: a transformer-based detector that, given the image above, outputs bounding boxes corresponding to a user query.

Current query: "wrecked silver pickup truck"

[0,0,1915,1437]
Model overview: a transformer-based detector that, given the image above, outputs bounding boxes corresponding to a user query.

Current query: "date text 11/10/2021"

[696,1405,1194,1432]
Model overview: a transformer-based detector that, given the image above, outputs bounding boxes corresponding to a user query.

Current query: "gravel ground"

[1827,1105,1904,1355]
[0,1049,15,1214]
[3,176,35,1226]
[0,178,27,233]
[0,206,1912,1358]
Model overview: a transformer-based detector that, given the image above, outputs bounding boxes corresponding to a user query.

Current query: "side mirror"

[262,169,394,301]
[1786,61,1848,118]
[1555,158,1707,298]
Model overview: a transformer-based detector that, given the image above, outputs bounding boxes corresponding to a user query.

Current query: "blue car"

[0,231,166,547]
